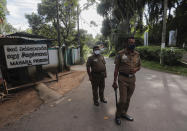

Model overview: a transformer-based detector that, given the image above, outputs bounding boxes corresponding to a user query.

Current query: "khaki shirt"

[86,54,106,73]
[114,49,141,74]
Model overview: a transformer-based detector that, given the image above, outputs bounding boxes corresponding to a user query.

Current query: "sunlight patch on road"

[107,107,116,116]
[173,98,187,116]
[145,99,162,110]
[147,81,164,90]
[68,99,72,102]
[104,116,109,120]
[144,74,157,80]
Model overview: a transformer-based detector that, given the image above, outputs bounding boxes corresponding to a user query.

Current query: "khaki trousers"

[91,73,105,102]
[116,74,136,117]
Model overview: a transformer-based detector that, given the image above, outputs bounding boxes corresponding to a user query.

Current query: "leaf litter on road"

[104,116,109,120]
[68,99,72,102]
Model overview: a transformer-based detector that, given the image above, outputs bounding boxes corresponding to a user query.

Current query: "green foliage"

[145,0,187,46]
[37,0,56,22]
[25,28,32,34]
[96,0,187,52]
[97,0,147,36]
[78,29,96,60]
[0,0,8,21]
[173,0,187,45]
[109,49,116,57]
[26,0,78,47]
[0,0,16,35]
[136,46,185,66]
[136,46,161,61]
[0,4,5,20]
[0,22,16,34]
[25,13,44,35]
[83,44,92,61]
[162,48,184,65]
[148,23,162,45]
[101,18,112,37]
[97,0,112,17]
[97,0,148,52]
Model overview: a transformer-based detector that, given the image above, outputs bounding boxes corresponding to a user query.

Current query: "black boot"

[100,98,107,103]
[94,101,99,106]
[115,117,121,125]
[121,114,134,121]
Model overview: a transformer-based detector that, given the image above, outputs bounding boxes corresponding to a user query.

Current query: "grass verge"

[141,60,187,76]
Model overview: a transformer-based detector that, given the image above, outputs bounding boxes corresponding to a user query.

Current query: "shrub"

[109,51,116,57]
[136,46,185,66]
[83,45,92,61]
[108,48,116,58]
[162,48,184,65]
[136,46,160,61]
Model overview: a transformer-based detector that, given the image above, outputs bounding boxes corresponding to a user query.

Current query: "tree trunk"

[127,19,131,35]
[56,0,64,72]
[160,0,168,64]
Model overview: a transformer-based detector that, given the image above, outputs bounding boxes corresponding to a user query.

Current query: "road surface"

[1,58,187,131]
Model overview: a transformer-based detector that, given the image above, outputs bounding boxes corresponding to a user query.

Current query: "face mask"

[128,44,136,51]
[94,50,100,55]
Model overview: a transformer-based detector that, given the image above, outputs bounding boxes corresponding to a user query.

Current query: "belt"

[119,72,134,78]
[92,72,105,74]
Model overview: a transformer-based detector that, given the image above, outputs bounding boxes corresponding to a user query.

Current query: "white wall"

[43,49,59,70]
[72,48,80,64]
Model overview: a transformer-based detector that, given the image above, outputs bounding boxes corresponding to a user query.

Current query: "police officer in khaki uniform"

[113,37,141,125]
[86,46,107,106]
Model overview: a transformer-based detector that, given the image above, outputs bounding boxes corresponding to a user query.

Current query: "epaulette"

[118,49,125,54]
[134,50,140,55]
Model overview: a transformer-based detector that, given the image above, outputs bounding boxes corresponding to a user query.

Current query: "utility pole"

[160,0,168,64]
[56,0,63,72]
[77,5,80,45]
[77,5,82,63]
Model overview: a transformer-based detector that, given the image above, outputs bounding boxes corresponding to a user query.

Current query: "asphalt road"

[1,58,187,131]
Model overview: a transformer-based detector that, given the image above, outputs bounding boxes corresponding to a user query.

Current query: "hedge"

[136,46,185,66]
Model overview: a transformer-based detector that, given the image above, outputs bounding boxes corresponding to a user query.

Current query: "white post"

[144,32,148,46]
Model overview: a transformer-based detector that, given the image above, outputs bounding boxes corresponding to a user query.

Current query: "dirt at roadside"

[0,88,42,128]
[0,70,86,128]
[46,71,86,95]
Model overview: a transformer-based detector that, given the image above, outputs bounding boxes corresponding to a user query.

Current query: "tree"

[146,0,187,46]
[160,0,168,64]
[97,0,187,51]
[173,0,187,46]
[96,0,147,51]
[26,0,78,47]
[0,0,16,35]
[97,0,147,35]
[0,0,8,22]
[38,0,78,46]
[0,22,16,34]
[25,13,44,35]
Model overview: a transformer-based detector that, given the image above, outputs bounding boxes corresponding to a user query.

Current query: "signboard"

[169,30,177,46]
[4,44,49,69]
